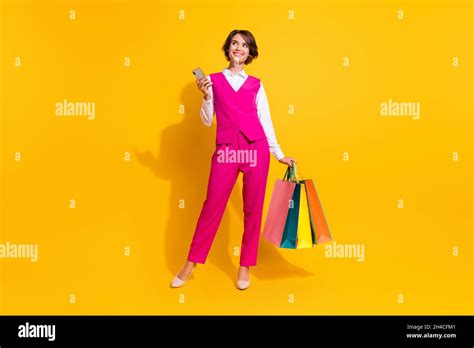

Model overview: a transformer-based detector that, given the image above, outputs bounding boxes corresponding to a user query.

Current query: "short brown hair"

[221,29,259,65]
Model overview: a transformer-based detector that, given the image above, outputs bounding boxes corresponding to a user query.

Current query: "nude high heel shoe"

[236,266,250,290]
[236,279,250,290]
[171,263,197,288]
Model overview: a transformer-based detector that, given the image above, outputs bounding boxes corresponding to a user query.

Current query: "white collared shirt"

[200,68,285,161]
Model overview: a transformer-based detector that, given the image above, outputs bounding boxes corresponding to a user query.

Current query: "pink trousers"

[187,131,270,267]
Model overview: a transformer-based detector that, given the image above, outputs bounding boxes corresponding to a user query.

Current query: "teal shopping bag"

[279,167,301,249]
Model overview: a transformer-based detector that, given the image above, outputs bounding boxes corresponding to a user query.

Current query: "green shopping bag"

[279,182,301,249]
[279,164,313,249]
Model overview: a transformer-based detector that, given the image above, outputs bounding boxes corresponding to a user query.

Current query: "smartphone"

[192,67,205,79]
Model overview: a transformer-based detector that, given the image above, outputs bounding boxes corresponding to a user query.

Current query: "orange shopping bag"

[305,177,333,245]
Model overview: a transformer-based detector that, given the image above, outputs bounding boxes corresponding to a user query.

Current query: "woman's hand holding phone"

[193,68,212,100]
[196,76,213,100]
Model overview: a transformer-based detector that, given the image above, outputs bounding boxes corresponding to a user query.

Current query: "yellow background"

[0,0,472,315]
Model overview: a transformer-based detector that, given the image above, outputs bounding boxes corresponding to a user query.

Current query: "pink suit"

[186,72,270,267]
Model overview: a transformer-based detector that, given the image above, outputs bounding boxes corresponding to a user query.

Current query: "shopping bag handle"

[282,166,293,181]
[282,162,303,182]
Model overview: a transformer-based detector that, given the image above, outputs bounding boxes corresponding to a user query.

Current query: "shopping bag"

[263,163,332,249]
[262,166,297,246]
[279,165,313,249]
[279,182,300,249]
[305,178,333,244]
[296,180,313,249]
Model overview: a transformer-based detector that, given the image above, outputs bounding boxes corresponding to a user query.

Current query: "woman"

[171,29,296,290]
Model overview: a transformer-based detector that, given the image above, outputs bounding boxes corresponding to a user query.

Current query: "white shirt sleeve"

[200,75,214,127]
[257,82,286,161]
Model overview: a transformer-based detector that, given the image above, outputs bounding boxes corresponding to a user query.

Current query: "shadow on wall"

[135,80,313,286]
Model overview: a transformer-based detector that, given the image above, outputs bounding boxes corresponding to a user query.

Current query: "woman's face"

[228,34,250,64]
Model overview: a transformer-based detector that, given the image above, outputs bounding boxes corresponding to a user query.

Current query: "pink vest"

[209,72,267,145]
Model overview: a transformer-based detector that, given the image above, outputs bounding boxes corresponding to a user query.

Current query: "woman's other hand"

[196,76,213,100]
[278,156,297,167]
